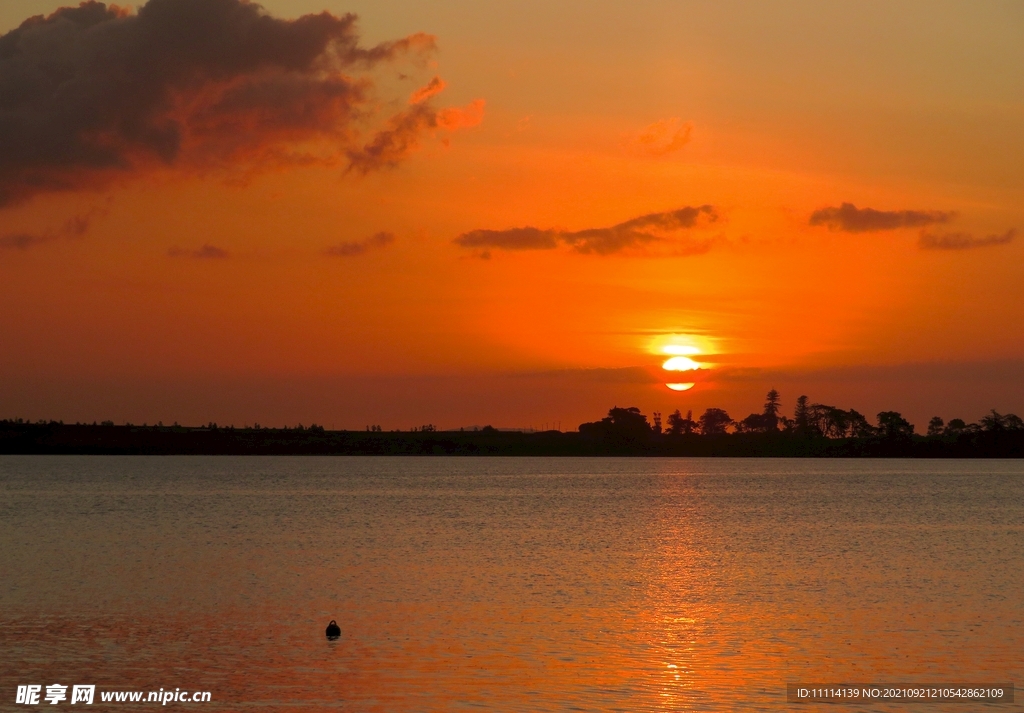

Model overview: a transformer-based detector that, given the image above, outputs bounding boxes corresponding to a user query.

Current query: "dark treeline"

[1,391,1023,456]
[0,420,582,456]
[575,390,1024,456]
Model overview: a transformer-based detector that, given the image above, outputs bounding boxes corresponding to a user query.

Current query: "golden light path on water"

[2,458,1022,710]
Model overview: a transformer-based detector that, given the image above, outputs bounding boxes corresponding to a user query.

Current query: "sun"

[666,383,695,391]
[662,355,701,372]
[650,333,714,392]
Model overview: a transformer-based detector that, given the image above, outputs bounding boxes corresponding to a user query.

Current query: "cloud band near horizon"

[454,205,719,255]
[810,202,953,232]
[919,229,1015,250]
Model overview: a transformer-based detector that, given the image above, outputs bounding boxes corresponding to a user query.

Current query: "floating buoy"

[325,620,341,639]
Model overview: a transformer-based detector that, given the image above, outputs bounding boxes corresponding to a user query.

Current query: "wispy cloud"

[347,96,485,174]
[409,76,447,104]
[0,209,101,250]
[0,0,473,207]
[168,244,229,259]
[631,118,692,157]
[0,233,45,250]
[454,206,719,256]
[919,229,1015,250]
[809,202,954,232]
[326,231,396,257]
[455,227,559,252]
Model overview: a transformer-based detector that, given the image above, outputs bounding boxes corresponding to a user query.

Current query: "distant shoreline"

[2,421,1023,458]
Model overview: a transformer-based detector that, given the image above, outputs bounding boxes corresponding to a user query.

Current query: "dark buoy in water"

[325,620,341,639]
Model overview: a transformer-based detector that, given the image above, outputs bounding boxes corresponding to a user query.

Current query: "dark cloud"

[566,206,717,254]
[326,230,395,257]
[809,202,954,232]
[0,0,471,207]
[0,209,99,250]
[919,229,1015,250]
[453,205,719,256]
[454,227,559,251]
[168,244,228,259]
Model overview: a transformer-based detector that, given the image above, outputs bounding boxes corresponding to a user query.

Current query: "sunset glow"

[3,3,1023,709]
[0,0,1021,430]
[661,345,701,357]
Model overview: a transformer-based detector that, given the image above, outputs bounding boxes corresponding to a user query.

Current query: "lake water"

[1,457,1021,711]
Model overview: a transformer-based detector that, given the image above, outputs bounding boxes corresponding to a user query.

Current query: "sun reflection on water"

[3,458,1022,711]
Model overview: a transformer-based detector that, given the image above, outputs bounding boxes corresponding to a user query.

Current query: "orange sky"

[1,0,1022,430]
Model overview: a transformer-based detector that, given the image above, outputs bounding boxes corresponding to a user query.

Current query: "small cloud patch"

[454,206,719,256]
[632,118,692,157]
[326,231,396,257]
[168,244,229,259]
[919,229,1015,250]
[0,233,44,250]
[810,202,953,232]
[0,209,102,251]
[455,227,559,252]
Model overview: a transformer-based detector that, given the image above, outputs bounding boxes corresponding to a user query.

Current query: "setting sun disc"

[666,383,695,391]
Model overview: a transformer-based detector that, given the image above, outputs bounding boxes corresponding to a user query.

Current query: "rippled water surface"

[1,457,1022,711]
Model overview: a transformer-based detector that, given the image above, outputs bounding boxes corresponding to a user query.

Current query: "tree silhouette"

[927,416,944,437]
[735,413,766,433]
[847,409,876,438]
[809,403,845,438]
[763,388,781,431]
[794,395,811,435]
[699,408,733,435]
[579,406,652,445]
[944,418,967,435]
[737,389,784,433]
[980,410,1024,431]
[666,409,697,435]
[605,407,651,432]
[981,410,1005,431]
[980,410,1005,431]
[666,410,683,434]
[877,411,914,439]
